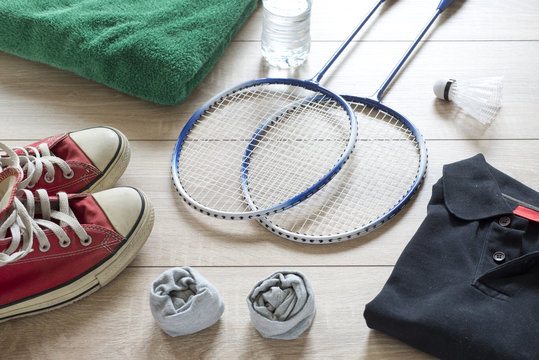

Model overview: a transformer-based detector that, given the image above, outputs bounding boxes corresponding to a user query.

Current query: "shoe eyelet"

[63,170,75,179]
[59,239,71,248]
[81,236,92,246]
[39,243,51,252]
[44,173,54,183]
[27,183,35,189]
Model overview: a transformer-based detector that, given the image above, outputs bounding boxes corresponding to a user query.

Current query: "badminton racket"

[172,0,388,219]
[254,0,458,243]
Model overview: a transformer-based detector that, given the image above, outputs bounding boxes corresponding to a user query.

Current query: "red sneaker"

[0,126,130,194]
[0,167,154,322]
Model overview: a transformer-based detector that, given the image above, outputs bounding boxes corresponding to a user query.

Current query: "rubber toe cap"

[92,187,144,237]
[69,127,122,172]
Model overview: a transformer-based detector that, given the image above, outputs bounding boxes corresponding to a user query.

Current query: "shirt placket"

[473,215,539,298]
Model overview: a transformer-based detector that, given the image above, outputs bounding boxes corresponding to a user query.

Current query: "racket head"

[255,95,428,243]
[172,78,358,219]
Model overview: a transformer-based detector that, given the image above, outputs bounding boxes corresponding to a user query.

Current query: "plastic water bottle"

[261,0,312,68]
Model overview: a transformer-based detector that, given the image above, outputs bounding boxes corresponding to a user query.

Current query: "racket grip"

[437,0,457,12]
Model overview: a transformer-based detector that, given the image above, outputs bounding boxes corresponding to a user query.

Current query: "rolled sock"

[150,267,224,337]
[247,271,316,340]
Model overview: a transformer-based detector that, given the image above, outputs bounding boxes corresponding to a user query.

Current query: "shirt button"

[493,251,506,263]
[498,216,511,227]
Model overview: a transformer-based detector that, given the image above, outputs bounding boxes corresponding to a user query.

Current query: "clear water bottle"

[261,0,312,68]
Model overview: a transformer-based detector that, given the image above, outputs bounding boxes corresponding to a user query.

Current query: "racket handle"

[373,0,459,101]
[437,0,457,12]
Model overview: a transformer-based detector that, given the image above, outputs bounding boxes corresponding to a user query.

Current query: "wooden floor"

[1,0,538,359]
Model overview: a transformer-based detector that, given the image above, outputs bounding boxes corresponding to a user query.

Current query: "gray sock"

[150,267,224,337]
[247,270,316,340]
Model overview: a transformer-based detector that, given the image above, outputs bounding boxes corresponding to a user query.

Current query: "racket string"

[266,101,422,237]
[247,99,350,209]
[239,91,348,208]
[177,83,354,214]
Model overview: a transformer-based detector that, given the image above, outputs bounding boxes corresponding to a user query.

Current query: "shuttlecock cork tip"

[433,79,455,101]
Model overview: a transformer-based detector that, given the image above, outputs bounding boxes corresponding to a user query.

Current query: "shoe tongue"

[0,167,22,219]
[20,133,92,166]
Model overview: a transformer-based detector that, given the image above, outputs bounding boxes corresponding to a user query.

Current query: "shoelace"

[0,189,91,267]
[0,141,74,189]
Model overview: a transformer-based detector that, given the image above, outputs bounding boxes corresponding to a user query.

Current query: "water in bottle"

[261,0,312,68]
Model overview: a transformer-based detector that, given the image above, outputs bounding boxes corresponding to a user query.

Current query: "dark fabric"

[364,154,539,360]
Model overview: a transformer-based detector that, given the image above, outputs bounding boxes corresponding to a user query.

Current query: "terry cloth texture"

[364,154,539,360]
[0,0,257,105]
[247,271,316,340]
[150,267,224,337]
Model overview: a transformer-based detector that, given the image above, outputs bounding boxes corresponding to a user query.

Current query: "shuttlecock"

[433,77,503,124]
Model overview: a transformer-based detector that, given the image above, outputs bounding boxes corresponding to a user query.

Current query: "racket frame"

[254,96,427,243]
[172,78,357,219]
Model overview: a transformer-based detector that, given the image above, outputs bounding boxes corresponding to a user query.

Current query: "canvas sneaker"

[0,126,130,194]
[0,167,154,322]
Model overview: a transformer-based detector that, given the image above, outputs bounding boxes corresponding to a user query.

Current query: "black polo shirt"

[364,154,539,360]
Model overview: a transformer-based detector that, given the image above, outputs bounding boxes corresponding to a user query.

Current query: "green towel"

[0,0,257,105]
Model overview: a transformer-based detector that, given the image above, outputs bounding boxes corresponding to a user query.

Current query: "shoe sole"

[83,126,131,193]
[0,188,154,323]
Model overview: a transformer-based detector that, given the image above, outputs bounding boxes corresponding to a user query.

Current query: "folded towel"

[0,0,257,105]
[150,267,224,337]
[247,271,316,340]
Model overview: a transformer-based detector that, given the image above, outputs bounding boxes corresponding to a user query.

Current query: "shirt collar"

[442,154,514,220]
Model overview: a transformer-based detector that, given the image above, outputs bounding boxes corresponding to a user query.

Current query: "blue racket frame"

[256,96,428,243]
[172,78,356,219]
[172,0,387,219]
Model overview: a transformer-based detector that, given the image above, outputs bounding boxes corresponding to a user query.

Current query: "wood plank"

[1,40,538,141]
[237,0,539,42]
[0,266,435,360]
[4,139,533,268]
[134,139,539,267]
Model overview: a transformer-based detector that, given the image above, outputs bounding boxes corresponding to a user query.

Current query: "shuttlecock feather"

[433,77,503,124]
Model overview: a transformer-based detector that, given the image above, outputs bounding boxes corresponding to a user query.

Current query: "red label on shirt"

[513,205,539,222]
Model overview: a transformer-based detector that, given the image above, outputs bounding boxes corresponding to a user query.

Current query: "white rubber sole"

[0,189,154,323]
